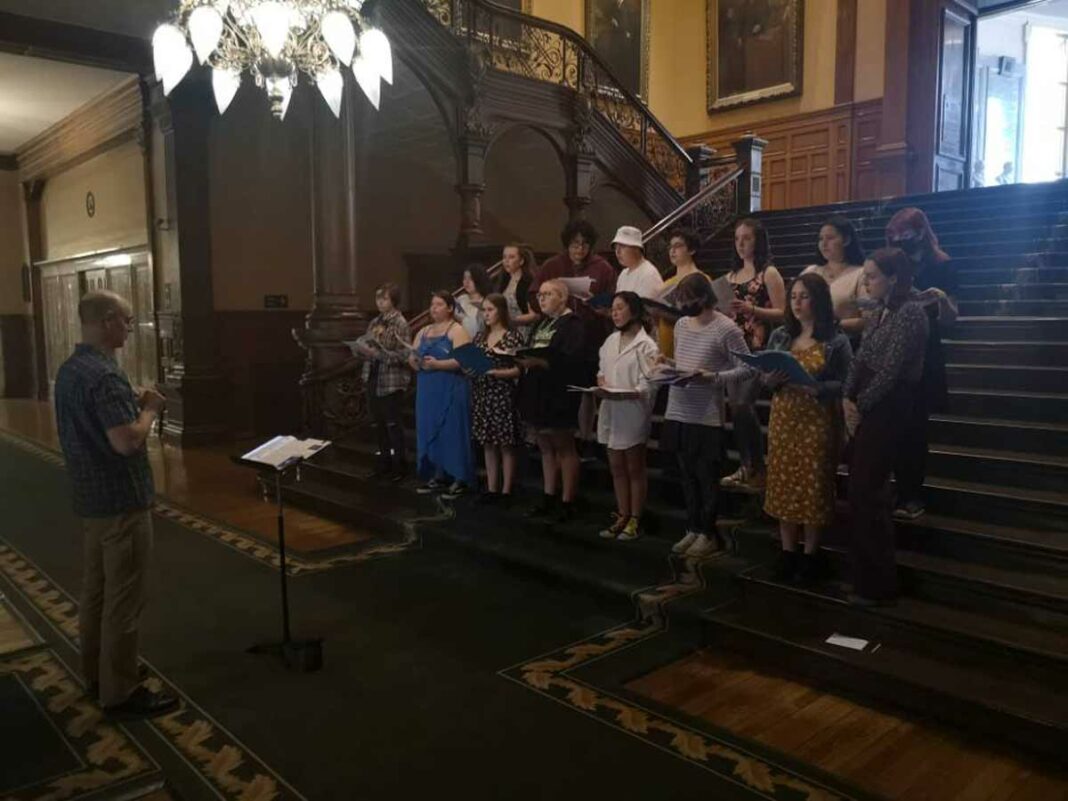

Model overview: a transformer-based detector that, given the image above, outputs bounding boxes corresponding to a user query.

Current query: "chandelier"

[152,0,393,120]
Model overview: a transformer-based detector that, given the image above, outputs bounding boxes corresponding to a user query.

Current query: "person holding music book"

[352,283,411,481]
[470,295,525,503]
[594,292,660,541]
[661,273,755,558]
[517,279,587,523]
[730,349,817,386]
[761,273,853,583]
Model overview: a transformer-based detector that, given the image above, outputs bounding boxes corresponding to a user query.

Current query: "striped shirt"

[665,312,754,427]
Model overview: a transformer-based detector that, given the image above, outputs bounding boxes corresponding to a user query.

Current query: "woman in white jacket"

[596,291,660,541]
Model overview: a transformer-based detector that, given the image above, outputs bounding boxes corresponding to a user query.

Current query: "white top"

[596,327,660,450]
[616,259,665,300]
[801,264,867,322]
[456,294,485,339]
[665,313,752,427]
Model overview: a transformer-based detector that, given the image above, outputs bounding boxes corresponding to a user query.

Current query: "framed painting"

[706,0,804,112]
[586,0,650,99]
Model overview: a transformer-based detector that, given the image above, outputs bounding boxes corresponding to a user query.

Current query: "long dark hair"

[464,263,492,298]
[783,273,836,341]
[731,217,772,272]
[483,293,512,330]
[868,247,916,309]
[611,290,647,331]
[816,215,865,266]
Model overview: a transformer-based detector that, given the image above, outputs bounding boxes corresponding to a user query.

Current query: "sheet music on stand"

[241,436,331,470]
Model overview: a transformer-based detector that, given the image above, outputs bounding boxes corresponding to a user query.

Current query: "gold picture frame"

[706,0,804,112]
[585,0,651,99]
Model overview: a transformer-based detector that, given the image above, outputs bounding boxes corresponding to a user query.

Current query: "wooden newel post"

[685,144,717,198]
[732,134,767,213]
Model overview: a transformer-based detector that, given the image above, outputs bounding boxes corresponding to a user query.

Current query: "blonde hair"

[541,279,569,301]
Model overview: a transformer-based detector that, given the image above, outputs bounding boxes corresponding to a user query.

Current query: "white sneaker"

[672,530,699,553]
[686,533,720,558]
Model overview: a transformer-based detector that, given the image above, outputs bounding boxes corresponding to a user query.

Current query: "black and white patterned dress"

[471,328,524,446]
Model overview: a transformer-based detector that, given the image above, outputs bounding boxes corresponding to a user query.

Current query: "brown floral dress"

[763,344,838,526]
[730,270,772,351]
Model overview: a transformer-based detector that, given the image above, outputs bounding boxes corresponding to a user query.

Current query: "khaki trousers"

[79,509,152,706]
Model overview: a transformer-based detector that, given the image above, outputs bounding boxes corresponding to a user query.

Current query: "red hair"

[885,207,950,264]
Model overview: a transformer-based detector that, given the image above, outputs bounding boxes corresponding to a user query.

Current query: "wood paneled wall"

[680,99,885,211]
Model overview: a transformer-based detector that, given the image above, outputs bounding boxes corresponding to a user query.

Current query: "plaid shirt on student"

[360,310,412,397]
[54,344,154,518]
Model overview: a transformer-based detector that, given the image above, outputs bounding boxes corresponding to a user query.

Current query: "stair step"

[946,363,1068,393]
[950,315,1068,340]
[955,266,1068,284]
[929,414,1068,456]
[958,298,1068,316]
[926,443,1068,493]
[918,474,1068,531]
[946,387,1068,424]
[942,339,1068,366]
[737,566,1068,668]
[957,282,1068,301]
[702,596,1068,761]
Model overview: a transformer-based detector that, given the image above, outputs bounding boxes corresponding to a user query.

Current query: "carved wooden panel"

[681,99,885,209]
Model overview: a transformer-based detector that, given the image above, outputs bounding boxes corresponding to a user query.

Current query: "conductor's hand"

[140,388,166,414]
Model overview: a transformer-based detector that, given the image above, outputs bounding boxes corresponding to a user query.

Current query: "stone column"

[455,130,490,253]
[149,77,229,444]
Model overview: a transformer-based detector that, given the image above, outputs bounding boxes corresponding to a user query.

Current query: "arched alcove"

[481,124,569,253]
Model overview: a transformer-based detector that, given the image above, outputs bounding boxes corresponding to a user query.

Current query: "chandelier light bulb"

[212,67,242,114]
[360,27,392,85]
[189,5,224,64]
[251,2,294,59]
[352,54,381,110]
[152,23,187,81]
[321,11,356,66]
[316,68,344,118]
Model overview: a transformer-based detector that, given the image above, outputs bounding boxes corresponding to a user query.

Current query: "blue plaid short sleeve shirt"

[54,344,155,517]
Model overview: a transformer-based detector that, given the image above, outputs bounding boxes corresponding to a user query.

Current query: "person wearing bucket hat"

[613,225,665,301]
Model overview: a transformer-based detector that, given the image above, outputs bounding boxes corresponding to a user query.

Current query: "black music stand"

[233,445,325,672]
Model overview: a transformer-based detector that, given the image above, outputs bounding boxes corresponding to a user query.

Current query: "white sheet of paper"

[710,275,735,310]
[242,436,331,468]
[558,276,595,299]
[825,633,870,651]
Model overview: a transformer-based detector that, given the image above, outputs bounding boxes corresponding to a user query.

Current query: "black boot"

[799,550,828,583]
[772,549,800,582]
[526,494,557,518]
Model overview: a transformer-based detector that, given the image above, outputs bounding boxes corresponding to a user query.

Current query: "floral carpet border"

[498,562,859,801]
[0,428,419,576]
[0,539,307,801]
[0,648,162,801]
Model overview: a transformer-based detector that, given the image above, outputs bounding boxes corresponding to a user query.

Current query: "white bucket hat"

[611,225,644,249]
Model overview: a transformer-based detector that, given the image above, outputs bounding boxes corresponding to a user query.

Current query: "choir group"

[353,208,957,606]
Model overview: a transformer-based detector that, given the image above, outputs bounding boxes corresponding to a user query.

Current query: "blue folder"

[731,350,816,386]
[452,343,496,376]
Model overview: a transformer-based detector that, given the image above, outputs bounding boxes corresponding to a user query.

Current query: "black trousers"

[663,421,723,536]
[369,389,407,469]
[848,384,914,600]
[893,386,930,506]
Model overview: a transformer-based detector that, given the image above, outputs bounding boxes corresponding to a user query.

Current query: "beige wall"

[855,0,887,103]
[0,171,26,314]
[529,0,886,140]
[39,140,148,261]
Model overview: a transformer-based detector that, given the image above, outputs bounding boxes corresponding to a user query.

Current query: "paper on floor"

[825,633,870,651]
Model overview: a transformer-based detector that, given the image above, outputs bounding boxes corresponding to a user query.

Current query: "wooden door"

[933,3,977,191]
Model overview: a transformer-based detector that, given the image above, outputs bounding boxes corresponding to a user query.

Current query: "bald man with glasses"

[53,290,178,718]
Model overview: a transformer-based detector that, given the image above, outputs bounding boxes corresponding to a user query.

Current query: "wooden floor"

[628,649,1068,801]
[0,399,367,553]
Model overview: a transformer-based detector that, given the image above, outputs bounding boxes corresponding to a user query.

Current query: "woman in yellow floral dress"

[763,273,853,582]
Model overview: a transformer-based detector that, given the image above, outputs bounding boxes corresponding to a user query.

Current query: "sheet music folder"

[238,435,331,471]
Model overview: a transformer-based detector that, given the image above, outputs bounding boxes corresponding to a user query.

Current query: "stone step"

[929,414,1068,457]
[701,594,1068,762]
[957,283,1068,301]
[925,444,1068,493]
[958,298,1068,316]
[942,339,1068,366]
[946,363,1068,393]
[946,387,1068,424]
[950,315,1068,341]
[736,564,1068,669]
[955,266,1068,285]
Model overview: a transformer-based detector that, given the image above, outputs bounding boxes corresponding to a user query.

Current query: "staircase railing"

[422,0,691,192]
